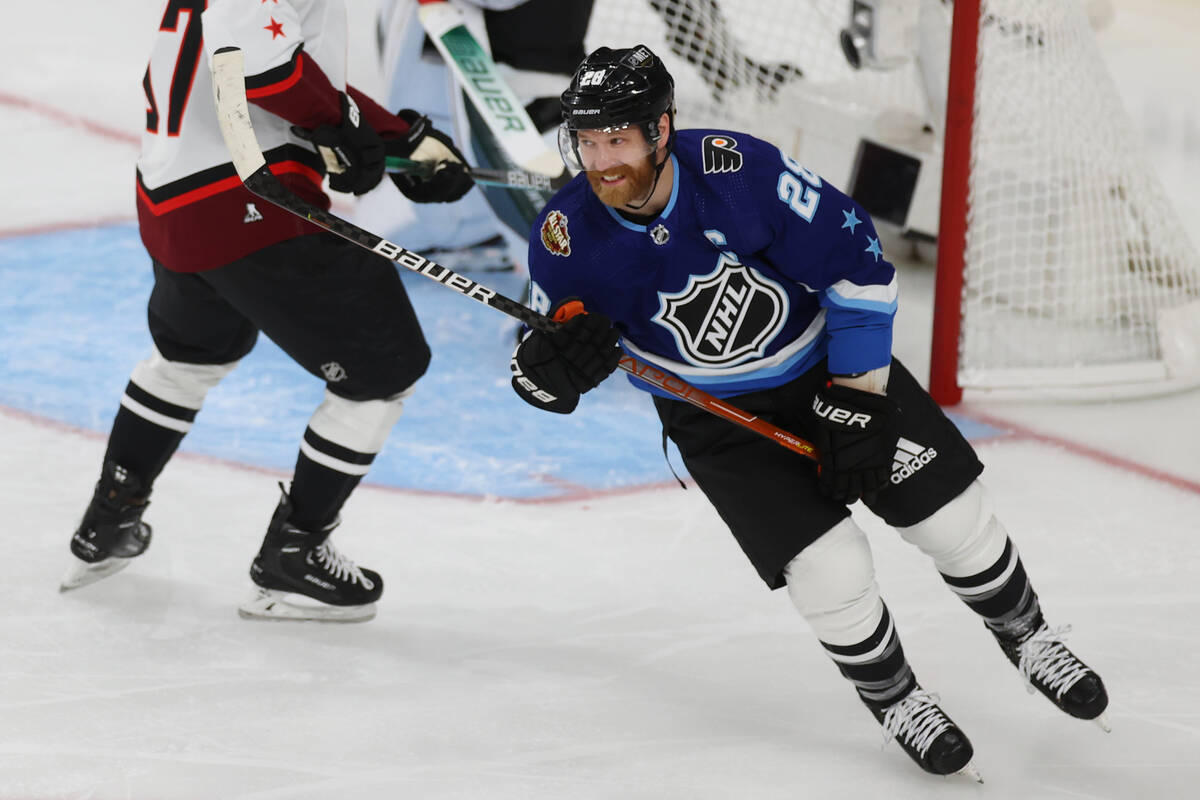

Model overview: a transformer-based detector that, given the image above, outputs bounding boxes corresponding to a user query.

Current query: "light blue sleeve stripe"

[823,287,898,314]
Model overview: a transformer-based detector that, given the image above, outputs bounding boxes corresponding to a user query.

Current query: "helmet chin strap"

[623,114,675,212]
[624,151,669,212]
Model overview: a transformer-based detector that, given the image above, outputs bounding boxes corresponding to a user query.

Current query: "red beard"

[585,154,658,209]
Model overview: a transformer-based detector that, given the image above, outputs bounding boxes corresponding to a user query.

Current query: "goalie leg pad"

[784,517,883,646]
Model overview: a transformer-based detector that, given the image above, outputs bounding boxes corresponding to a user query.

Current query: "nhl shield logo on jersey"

[650,223,670,245]
[540,210,571,257]
[653,255,788,367]
[702,134,743,174]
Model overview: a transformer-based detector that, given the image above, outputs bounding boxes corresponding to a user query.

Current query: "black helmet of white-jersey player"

[559,44,676,209]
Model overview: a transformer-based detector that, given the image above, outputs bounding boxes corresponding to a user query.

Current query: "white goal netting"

[958,0,1200,396]
[587,0,1200,399]
[585,0,935,188]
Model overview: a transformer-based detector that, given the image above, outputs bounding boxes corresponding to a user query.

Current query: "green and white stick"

[416,0,564,179]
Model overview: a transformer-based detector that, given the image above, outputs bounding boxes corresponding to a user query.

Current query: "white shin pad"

[783,517,884,647]
[895,480,1009,579]
[298,388,411,475]
[123,348,239,431]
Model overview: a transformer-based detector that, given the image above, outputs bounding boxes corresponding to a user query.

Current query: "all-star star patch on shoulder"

[263,16,286,39]
[541,210,571,257]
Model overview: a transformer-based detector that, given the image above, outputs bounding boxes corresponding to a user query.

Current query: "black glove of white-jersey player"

[387,110,474,203]
[291,93,386,196]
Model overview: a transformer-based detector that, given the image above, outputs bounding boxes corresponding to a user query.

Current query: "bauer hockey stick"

[415,0,566,180]
[210,47,817,462]
[385,155,572,193]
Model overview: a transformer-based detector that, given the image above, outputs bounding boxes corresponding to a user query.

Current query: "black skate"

[60,461,152,592]
[995,619,1110,730]
[870,688,981,781]
[238,488,382,623]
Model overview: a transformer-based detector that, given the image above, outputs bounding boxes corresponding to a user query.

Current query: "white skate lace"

[1016,624,1090,699]
[880,689,952,757]
[312,542,375,590]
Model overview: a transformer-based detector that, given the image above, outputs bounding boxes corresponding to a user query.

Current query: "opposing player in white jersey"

[356,0,594,271]
[508,45,1110,778]
[61,0,474,622]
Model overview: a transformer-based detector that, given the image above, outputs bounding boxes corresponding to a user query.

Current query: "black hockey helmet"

[559,45,676,169]
[561,45,675,133]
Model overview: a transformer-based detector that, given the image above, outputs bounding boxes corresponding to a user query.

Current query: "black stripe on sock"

[819,605,916,710]
[822,606,892,659]
[125,381,198,424]
[940,538,1014,591]
[302,427,376,466]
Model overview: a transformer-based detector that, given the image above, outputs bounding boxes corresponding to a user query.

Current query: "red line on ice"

[0,90,140,147]
[958,407,1200,496]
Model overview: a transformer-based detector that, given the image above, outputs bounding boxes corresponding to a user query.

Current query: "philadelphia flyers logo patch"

[702,134,743,174]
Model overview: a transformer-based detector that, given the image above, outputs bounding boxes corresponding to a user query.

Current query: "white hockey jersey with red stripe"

[136,0,411,272]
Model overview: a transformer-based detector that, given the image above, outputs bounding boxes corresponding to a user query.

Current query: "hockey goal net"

[586,0,1200,402]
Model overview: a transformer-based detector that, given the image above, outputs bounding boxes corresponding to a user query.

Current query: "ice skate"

[238,489,382,623]
[870,688,981,782]
[60,461,152,592]
[994,618,1110,731]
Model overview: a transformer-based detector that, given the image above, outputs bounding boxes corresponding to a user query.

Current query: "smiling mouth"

[600,174,625,184]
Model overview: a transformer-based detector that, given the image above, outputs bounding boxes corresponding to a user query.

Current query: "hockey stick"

[415,0,566,181]
[385,155,572,192]
[210,47,817,462]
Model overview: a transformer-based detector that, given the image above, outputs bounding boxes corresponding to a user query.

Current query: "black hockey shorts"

[654,358,984,590]
[147,233,430,400]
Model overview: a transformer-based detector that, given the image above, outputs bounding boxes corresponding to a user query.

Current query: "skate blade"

[237,588,376,623]
[955,762,984,783]
[59,555,134,592]
[1093,712,1112,733]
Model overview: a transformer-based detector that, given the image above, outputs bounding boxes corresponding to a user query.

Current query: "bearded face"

[585,152,659,209]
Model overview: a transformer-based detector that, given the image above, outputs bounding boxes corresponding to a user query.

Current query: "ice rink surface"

[2,1,1199,798]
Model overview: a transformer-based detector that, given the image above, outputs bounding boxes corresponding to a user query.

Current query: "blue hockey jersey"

[526,128,898,399]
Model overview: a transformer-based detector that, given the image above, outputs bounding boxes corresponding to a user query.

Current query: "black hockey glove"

[291,93,386,196]
[511,301,622,414]
[387,110,474,203]
[810,381,900,505]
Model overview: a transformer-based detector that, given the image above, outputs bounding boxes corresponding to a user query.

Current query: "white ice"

[2,2,1200,798]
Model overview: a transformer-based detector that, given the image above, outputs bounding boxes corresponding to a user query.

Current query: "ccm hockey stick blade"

[416,0,565,179]
[386,156,572,192]
[210,47,816,462]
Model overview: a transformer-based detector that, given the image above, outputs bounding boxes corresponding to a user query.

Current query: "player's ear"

[655,112,670,150]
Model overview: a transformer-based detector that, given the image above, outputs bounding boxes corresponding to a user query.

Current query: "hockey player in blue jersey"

[508,45,1110,779]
